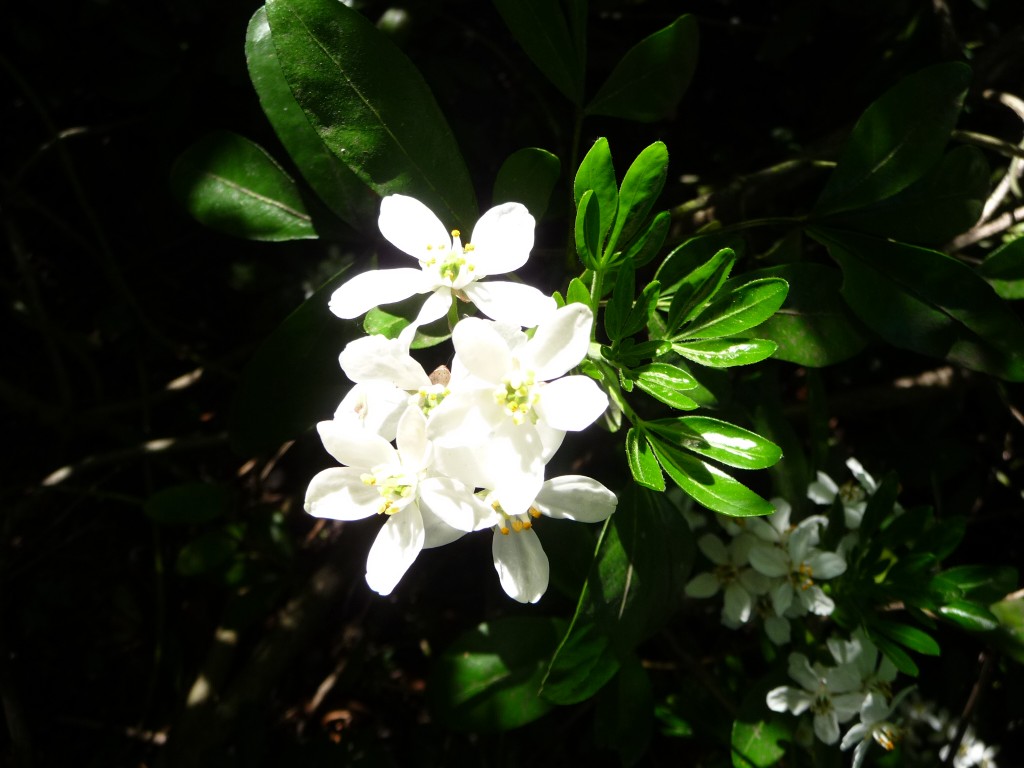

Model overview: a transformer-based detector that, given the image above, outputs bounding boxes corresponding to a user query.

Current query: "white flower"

[767,652,867,745]
[827,627,897,697]
[428,303,608,517]
[940,725,999,768]
[807,457,878,529]
[485,475,617,603]
[304,408,493,595]
[685,532,770,626]
[841,689,912,768]
[329,195,555,330]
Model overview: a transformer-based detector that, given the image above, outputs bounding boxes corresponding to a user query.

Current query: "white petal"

[770,580,794,615]
[801,585,835,616]
[523,303,594,380]
[846,457,877,493]
[764,615,791,645]
[697,533,730,565]
[841,723,868,750]
[451,317,513,382]
[787,653,821,692]
[815,711,841,745]
[723,582,753,624]
[378,194,451,259]
[807,551,847,580]
[534,376,608,431]
[396,407,429,469]
[419,476,497,532]
[407,285,453,328]
[808,471,839,504]
[534,475,617,522]
[766,686,811,715]
[834,692,869,720]
[469,202,535,275]
[334,384,407,442]
[339,334,430,389]
[748,543,790,578]
[492,527,549,603]
[462,281,556,327]
[304,467,381,520]
[685,572,721,598]
[489,421,546,517]
[329,267,430,319]
[365,504,425,596]
[317,420,396,469]
[420,513,468,549]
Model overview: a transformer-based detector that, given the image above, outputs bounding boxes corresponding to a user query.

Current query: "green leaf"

[362,295,451,349]
[145,483,230,526]
[812,227,1024,380]
[938,564,1018,603]
[593,654,654,765]
[634,362,698,391]
[736,263,867,367]
[265,0,476,226]
[939,600,999,632]
[575,189,602,270]
[820,145,988,245]
[606,142,669,257]
[978,237,1024,300]
[872,619,941,656]
[493,0,584,105]
[870,633,919,677]
[626,427,666,491]
[649,438,775,517]
[229,268,359,455]
[245,7,375,230]
[990,596,1024,664]
[661,416,783,470]
[624,209,670,268]
[665,247,736,335]
[170,131,316,241]
[493,147,561,220]
[566,277,592,308]
[428,616,564,732]
[633,380,700,411]
[605,261,635,342]
[656,234,745,295]
[672,338,779,368]
[678,278,789,341]
[574,138,619,245]
[732,716,790,768]
[541,618,621,705]
[586,15,699,122]
[858,471,899,540]
[814,62,972,216]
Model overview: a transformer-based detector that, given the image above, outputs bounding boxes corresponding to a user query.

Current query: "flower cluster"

[305,195,617,602]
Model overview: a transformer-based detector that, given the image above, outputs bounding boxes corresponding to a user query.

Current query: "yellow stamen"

[451,229,460,238]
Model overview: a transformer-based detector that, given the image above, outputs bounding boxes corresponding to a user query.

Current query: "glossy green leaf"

[978,237,1024,300]
[813,227,1024,380]
[737,263,868,367]
[633,380,700,411]
[246,7,375,230]
[814,62,972,216]
[593,655,654,765]
[626,427,665,491]
[493,147,560,220]
[541,618,621,705]
[625,209,670,268]
[145,483,230,526]
[586,15,699,122]
[606,142,669,257]
[170,131,316,241]
[732,716,789,768]
[649,439,775,517]
[939,600,999,632]
[872,620,941,656]
[575,189,602,270]
[678,278,789,341]
[494,0,584,104]
[363,295,451,349]
[634,363,698,391]
[820,145,988,244]
[656,234,745,295]
[870,633,919,677]
[229,267,359,455]
[665,247,736,335]
[574,138,619,245]
[566,277,592,308]
[672,338,778,368]
[265,0,476,226]
[604,261,635,342]
[667,416,782,470]
[428,616,563,732]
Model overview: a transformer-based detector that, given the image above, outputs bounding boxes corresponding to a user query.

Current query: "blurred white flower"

[685,532,770,626]
[767,652,867,744]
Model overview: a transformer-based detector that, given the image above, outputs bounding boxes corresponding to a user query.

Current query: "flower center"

[412,383,451,416]
[796,561,815,590]
[423,229,477,287]
[361,463,418,515]
[494,368,539,425]
[491,499,543,535]
[839,480,865,505]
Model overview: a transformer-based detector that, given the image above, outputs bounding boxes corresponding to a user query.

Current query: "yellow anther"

[523,520,532,530]
[451,229,460,238]
[492,501,502,511]
[361,474,376,486]
[500,525,510,535]
[511,519,524,532]
[528,507,542,518]
[426,244,433,251]
[464,243,475,252]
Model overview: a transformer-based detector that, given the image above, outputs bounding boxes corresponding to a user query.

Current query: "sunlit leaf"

[678,278,789,341]
[978,237,1024,300]
[574,137,619,245]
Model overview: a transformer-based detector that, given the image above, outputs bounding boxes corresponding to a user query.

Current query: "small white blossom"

[841,689,912,768]
[807,457,878,529]
[329,195,555,330]
[685,532,770,626]
[767,652,867,745]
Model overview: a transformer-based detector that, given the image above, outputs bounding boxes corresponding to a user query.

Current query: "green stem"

[446,294,459,331]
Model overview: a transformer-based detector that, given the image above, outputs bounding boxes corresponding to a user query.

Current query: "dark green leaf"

[625,210,670,268]
[672,338,779,368]
[541,618,621,705]
[574,138,619,245]
[170,131,316,241]
[586,15,699,122]
[978,237,1024,300]
[870,633,919,677]
[678,278,789,341]
[813,227,1024,380]
[493,147,561,220]
[665,247,736,335]
[736,263,868,367]
[266,0,476,226]
[873,619,941,656]
[607,142,669,256]
[246,7,376,229]
[575,189,603,270]
[229,268,359,455]
[649,438,775,517]
[814,62,972,216]
[626,427,666,491]
[858,471,899,540]
[939,600,999,632]
[622,281,661,340]
[145,483,230,526]
[656,234,745,295]
[594,655,654,764]
[668,416,782,470]
[820,145,988,244]
[605,261,635,342]
[494,0,584,104]
[428,616,564,732]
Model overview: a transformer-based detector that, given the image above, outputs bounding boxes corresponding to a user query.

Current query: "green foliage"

[493,147,561,219]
